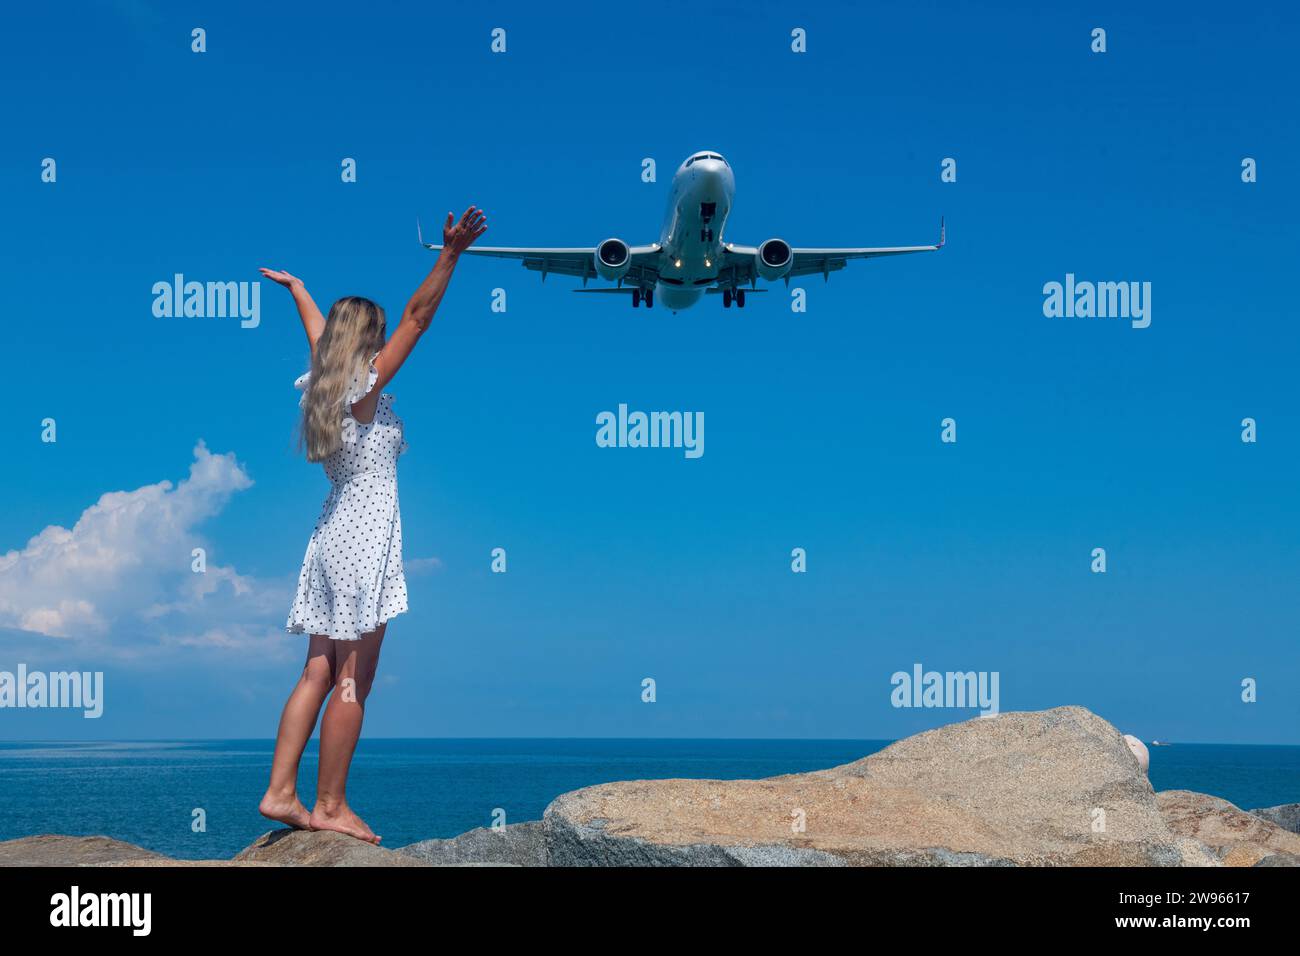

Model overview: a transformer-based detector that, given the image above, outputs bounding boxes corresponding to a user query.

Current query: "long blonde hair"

[301,296,387,461]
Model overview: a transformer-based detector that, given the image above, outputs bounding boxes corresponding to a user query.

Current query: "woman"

[256,206,487,844]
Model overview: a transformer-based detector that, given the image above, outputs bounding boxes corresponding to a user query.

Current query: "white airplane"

[419,150,943,312]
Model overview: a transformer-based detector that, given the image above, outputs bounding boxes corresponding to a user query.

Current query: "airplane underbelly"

[656,284,704,310]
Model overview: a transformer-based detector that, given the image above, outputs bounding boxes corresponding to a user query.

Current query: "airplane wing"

[718,218,944,286]
[419,220,660,286]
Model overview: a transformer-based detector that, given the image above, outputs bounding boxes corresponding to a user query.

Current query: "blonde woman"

[256,206,487,844]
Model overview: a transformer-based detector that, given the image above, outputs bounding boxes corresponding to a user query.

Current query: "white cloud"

[0,442,289,657]
[404,556,444,575]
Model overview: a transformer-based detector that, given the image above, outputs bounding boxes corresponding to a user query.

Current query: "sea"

[0,739,1296,860]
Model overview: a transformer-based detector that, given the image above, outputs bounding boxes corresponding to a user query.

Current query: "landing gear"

[723,288,746,309]
[631,288,654,308]
[736,289,746,308]
[644,289,654,308]
[632,289,641,308]
[722,289,732,308]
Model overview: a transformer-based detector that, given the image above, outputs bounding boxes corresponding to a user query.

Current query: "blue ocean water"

[0,739,1295,860]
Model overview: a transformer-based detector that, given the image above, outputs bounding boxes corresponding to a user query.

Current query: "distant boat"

[1151,740,1172,746]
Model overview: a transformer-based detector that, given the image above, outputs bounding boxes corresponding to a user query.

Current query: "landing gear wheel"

[736,289,747,308]
[722,289,732,308]
[644,289,654,308]
[632,289,641,308]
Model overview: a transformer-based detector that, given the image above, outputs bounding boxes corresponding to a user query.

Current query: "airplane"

[419,150,943,313]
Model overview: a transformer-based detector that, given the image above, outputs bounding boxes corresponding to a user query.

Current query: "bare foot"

[309,802,381,844]
[258,791,312,830]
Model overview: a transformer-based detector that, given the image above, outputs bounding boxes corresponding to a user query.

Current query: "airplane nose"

[694,160,730,193]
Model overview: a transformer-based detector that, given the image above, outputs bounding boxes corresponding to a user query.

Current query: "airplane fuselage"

[655,152,735,310]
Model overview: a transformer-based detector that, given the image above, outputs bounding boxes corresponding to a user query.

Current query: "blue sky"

[0,1,1296,742]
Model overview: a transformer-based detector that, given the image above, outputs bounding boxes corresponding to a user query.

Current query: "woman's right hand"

[259,267,304,291]
[261,268,324,351]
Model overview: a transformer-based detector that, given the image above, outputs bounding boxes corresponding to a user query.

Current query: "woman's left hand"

[441,206,488,255]
[259,268,304,290]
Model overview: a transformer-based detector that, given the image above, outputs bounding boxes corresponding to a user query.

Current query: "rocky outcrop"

[0,835,265,867]
[0,835,175,867]
[232,829,427,866]
[1251,803,1300,835]
[1156,791,1300,866]
[545,706,1215,866]
[398,822,547,867]
[0,830,432,867]
[3,709,1292,868]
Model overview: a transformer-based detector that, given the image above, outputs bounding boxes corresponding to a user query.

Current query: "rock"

[399,822,546,867]
[2,830,461,867]
[1123,735,1150,773]
[232,829,428,867]
[0,835,172,867]
[1156,791,1300,866]
[1251,803,1300,835]
[0,835,259,867]
[1252,853,1300,867]
[545,706,1210,866]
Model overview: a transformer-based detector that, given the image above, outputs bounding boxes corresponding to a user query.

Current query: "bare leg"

[310,623,386,843]
[260,635,336,829]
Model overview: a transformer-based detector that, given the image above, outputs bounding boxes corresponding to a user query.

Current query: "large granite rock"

[1157,791,1300,866]
[1251,803,1300,835]
[232,829,427,866]
[399,822,547,867]
[545,706,1215,866]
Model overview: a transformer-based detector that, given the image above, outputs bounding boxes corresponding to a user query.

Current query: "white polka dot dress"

[286,352,409,641]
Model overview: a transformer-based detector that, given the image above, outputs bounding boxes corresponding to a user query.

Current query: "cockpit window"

[687,153,728,167]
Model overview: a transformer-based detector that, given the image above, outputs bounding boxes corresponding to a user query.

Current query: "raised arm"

[260,268,326,355]
[371,206,487,392]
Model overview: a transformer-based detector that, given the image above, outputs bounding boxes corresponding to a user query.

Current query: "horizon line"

[3,736,1296,747]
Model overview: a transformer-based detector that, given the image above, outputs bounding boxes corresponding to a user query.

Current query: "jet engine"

[755,238,793,280]
[594,238,631,281]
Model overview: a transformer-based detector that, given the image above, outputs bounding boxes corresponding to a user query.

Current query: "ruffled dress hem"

[284,605,409,642]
